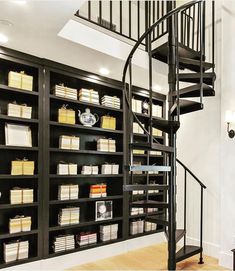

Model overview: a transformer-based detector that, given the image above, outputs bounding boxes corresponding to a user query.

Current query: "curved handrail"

[122,0,203,141]
[176,158,207,189]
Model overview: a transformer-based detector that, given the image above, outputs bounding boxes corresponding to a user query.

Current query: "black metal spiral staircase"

[121,0,215,270]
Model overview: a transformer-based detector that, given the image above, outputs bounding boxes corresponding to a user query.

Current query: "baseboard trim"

[219,251,233,269]
[186,236,220,259]
[4,233,165,271]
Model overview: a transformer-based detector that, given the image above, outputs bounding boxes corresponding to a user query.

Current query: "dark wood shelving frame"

[0,46,166,269]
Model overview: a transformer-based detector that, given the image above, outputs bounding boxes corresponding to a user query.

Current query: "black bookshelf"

[0,46,166,269]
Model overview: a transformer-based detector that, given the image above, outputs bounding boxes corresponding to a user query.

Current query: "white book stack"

[144,221,157,232]
[131,208,144,216]
[101,164,119,175]
[100,224,118,242]
[130,220,144,235]
[79,88,100,105]
[58,207,80,226]
[53,235,75,253]
[101,95,121,109]
[81,165,99,175]
[152,104,163,118]
[58,184,79,200]
[77,232,97,247]
[4,240,29,263]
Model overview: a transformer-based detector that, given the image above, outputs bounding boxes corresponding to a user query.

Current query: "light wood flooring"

[68,243,229,271]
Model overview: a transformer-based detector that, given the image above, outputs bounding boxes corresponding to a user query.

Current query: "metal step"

[172,83,215,98]
[152,42,200,63]
[152,119,180,134]
[170,99,203,116]
[123,184,169,192]
[145,214,169,226]
[178,72,216,85]
[178,57,214,72]
[128,165,171,172]
[176,245,202,263]
[165,229,186,243]
[131,200,169,208]
[130,142,174,153]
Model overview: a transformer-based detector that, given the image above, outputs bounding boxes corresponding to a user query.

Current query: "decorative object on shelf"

[4,240,29,263]
[57,162,78,175]
[53,84,77,100]
[100,224,118,242]
[133,122,145,134]
[152,104,163,118]
[7,102,32,119]
[142,100,149,115]
[11,159,35,176]
[144,221,157,232]
[101,95,121,109]
[10,188,34,204]
[101,115,116,130]
[9,215,32,234]
[79,88,100,105]
[131,208,144,216]
[133,149,145,155]
[76,232,97,247]
[95,200,113,221]
[58,104,76,125]
[152,127,163,137]
[130,220,144,235]
[132,98,142,114]
[225,110,235,138]
[89,183,107,198]
[58,184,79,200]
[81,165,99,175]
[59,135,80,150]
[53,234,75,253]
[97,138,116,152]
[8,71,33,91]
[5,123,32,147]
[101,163,119,175]
[77,108,99,127]
[58,207,80,226]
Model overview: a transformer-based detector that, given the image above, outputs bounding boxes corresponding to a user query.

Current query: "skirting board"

[219,251,233,270]
[4,232,165,271]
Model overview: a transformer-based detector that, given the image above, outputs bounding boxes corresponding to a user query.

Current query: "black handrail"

[176,158,207,189]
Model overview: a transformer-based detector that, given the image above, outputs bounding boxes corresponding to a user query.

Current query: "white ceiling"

[0,0,168,93]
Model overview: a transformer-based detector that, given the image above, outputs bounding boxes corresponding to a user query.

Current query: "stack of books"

[152,104,163,118]
[53,234,75,253]
[89,183,107,198]
[10,188,34,204]
[81,165,99,175]
[4,240,29,263]
[58,184,79,200]
[79,88,100,105]
[130,208,144,216]
[132,98,142,114]
[132,188,144,196]
[101,95,120,109]
[59,135,80,150]
[133,122,145,134]
[58,207,80,226]
[101,164,119,175]
[144,221,157,232]
[100,115,116,130]
[57,163,77,175]
[100,224,118,242]
[53,84,77,100]
[8,71,33,91]
[8,103,32,119]
[76,232,97,247]
[9,216,32,234]
[97,139,116,152]
[147,207,158,213]
[130,220,144,235]
[58,105,76,125]
[11,160,35,176]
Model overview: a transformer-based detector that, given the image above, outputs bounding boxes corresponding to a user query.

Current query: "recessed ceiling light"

[13,0,27,5]
[0,33,8,44]
[99,68,110,76]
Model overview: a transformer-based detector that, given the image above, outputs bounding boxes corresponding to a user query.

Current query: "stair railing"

[176,158,206,264]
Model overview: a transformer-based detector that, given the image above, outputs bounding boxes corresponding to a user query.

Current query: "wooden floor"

[68,243,229,271]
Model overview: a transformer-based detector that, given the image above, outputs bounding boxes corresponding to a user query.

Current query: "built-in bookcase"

[0,47,166,269]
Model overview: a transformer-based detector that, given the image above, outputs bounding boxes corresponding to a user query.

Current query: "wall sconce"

[226,110,235,138]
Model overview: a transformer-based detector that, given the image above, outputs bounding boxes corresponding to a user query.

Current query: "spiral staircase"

[122,0,215,270]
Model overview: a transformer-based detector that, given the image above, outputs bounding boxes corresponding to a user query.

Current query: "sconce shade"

[225,110,235,123]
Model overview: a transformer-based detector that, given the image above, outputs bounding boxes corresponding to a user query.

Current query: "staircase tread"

[170,99,203,116]
[176,245,202,263]
[165,229,186,243]
[152,119,180,133]
[172,83,215,98]
[178,57,214,72]
[129,165,171,172]
[123,184,169,191]
[178,72,216,85]
[131,142,174,153]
